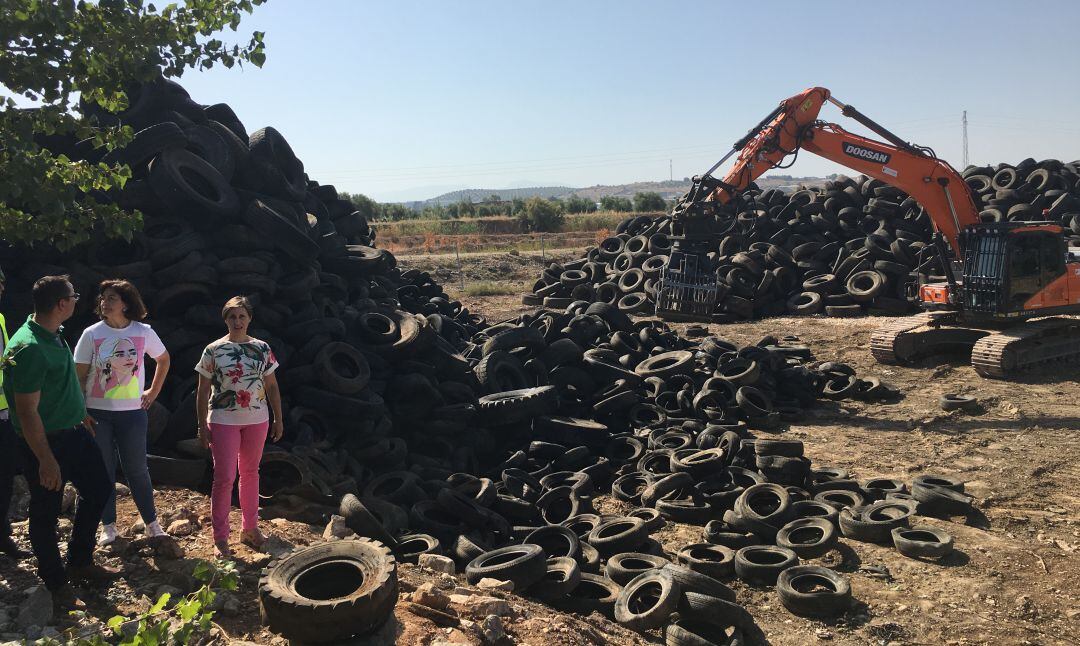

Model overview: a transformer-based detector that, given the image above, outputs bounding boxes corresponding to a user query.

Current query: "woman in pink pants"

[195,296,283,557]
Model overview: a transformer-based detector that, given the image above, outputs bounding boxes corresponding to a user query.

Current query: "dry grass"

[463,281,518,296]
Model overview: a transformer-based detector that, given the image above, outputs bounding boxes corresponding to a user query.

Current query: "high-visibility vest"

[0,312,8,411]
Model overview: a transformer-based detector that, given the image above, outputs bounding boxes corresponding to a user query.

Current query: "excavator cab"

[959,222,1072,317]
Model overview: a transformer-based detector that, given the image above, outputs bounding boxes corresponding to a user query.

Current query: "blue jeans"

[89,408,157,526]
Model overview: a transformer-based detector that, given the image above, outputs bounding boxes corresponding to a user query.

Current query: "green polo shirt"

[1,315,86,435]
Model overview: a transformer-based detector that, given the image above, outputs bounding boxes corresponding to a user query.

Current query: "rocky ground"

[1,254,1078,645]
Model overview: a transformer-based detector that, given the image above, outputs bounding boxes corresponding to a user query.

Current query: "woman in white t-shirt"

[195,296,283,557]
[74,280,171,546]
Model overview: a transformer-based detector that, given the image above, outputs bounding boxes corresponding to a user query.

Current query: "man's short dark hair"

[32,275,73,314]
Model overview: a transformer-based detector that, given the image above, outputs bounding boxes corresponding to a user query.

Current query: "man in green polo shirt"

[0,265,32,560]
[2,275,120,608]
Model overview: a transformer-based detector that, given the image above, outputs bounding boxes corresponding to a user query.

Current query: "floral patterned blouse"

[194,338,278,425]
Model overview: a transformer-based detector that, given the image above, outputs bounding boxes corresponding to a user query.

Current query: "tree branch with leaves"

[0,0,268,250]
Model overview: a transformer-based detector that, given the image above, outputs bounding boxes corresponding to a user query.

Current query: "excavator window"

[1007,232,1065,307]
[1008,235,1042,306]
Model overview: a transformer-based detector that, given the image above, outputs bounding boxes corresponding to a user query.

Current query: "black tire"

[676,543,736,580]
[891,526,954,559]
[183,123,234,180]
[259,538,397,643]
[240,199,320,262]
[339,493,398,549]
[703,520,759,550]
[754,439,804,457]
[477,386,557,425]
[475,351,531,392]
[529,556,582,601]
[635,350,695,379]
[247,126,306,200]
[481,326,546,357]
[776,565,851,617]
[605,552,669,587]
[102,121,187,168]
[939,393,977,412]
[825,304,863,317]
[525,525,582,561]
[813,488,866,510]
[554,573,621,616]
[394,534,442,564]
[838,500,915,543]
[776,518,837,559]
[614,570,680,632]
[735,386,771,419]
[911,482,974,514]
[145,454,207,489]
[313,342,371,395]
[660,563,736,603]
[588,517,649,557]
[640,472,693,509]
[534,416,609,448]
[465,544,547,590]
[676,590,756,632]
[846,270,885,302]
[149,148,238,217]
[665,620,742,646]
[787,291,824,315]
[733,545,799,585]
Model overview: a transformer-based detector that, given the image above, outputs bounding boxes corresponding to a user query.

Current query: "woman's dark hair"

[95,279,148,321]
[221,296,254,320]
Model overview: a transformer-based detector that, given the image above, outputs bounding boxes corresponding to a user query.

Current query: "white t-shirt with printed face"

[73,321,167,411]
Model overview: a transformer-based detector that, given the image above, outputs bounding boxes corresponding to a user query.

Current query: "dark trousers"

[0,416,17,538]
[19,426,111,590]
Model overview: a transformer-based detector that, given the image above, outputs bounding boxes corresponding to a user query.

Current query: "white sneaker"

[145,520,168,539]
[97,523,118,546]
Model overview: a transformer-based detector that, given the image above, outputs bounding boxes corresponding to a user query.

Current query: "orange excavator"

[656,86,1080,378]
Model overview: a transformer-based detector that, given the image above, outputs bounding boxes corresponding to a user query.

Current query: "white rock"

[16,587,52,630]
[418,553,456,575]
[166,519,194,537]
[477,578,514,592]
[464,596,512,617]
[322,515,355,540]
[410,583,450,610]
[481,615,506,644]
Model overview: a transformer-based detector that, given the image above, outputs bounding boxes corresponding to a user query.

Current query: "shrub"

[517,197,565,232]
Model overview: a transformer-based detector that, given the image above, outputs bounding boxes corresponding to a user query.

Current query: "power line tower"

[962,110,969,168]
[669,159,673,181]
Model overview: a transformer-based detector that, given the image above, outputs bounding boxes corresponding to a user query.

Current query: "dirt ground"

[2,250,1078,645]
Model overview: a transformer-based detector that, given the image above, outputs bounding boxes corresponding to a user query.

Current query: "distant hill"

[414,176,828,207]
[425,186,573,206]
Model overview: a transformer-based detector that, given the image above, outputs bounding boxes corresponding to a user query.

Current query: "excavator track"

[970,317,1080,378]
[870,312,988,365]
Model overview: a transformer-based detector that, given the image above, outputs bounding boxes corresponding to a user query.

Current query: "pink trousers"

[208,421,268,543]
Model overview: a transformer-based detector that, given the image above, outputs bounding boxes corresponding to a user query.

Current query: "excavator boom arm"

[708,87,981,254]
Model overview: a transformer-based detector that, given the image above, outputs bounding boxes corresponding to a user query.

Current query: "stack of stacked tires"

[524,159,1080,321]
[0,76,487,485]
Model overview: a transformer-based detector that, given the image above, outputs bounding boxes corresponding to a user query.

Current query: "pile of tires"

[0,76,486,480]
[523,159,1080,321]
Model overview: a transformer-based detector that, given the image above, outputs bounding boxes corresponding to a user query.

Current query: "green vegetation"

[633,191,667,212]
[464,281,518,296]
[517,196,565,232]
[47,559,238,645]
[564,194,598,213]
[0,0,267,249]
[600,195,634,212]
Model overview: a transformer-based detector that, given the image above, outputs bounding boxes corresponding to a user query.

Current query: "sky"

[168,0,1080,202]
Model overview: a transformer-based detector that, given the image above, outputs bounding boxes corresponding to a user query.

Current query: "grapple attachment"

[655,250,720,322]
